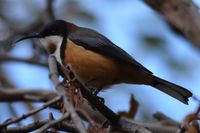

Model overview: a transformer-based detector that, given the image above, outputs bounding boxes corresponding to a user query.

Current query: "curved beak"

[15,34,42,44]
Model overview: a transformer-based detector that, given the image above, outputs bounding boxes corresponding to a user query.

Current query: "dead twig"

[5,119,78,133]
[144,0,200,50]
[60,57,152,133]
[0,88,57,102]
[153,112,180,127]
[0,53,48,67]
[48,55,87,133]
[177,107,200,133]
[36,112,69,133]
[0,96,61,129]
[46,0,56,20]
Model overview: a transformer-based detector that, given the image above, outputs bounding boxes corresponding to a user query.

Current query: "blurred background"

[0,0,200,124]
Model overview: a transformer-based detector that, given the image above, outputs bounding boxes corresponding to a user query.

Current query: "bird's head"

[15,20,67,54]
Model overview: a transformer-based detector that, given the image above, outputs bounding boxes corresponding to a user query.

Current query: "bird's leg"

[90,87,105,104]
[96,95,105,104]
[91,89,99,95]
[87,89,104,110]
[102,120,110,128]
[84,79,105,104]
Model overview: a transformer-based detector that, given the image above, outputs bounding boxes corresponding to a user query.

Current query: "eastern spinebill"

[15,20,192,104]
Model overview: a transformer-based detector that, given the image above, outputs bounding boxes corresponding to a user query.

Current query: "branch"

[59,56,186,133]
[177,107,200,133]
[60,57,152,133]
[36,113,69,133]
[0,73,42,124]
[0,96,61,129]
[3,120,47,133]
[0,88,178,133]
[46,0,55,20]
[0,53,48,67]
[48,55,87,133]
[153,112,180,127]
[0,88,56,102]
[0,55,188,133]
[121,118,178,133]
[5,119,78,133]
[0,88,106,124]
[144,0,200,49]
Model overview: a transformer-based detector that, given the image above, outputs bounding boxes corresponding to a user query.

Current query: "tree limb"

[36,113,69,133]
[0,96,61,129]
[59,56,152,133]
[144,0,200,49]
[5,119,78,133]
[0,53,48,67]
[46,0,56,20]
[0,88,56,102]
[48,55,87,133]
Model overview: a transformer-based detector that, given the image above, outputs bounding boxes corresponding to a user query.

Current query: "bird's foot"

[87,88,105,110]
[90,88,105,104]
[96,95,105,104]
[102,120,110,128]
[91,88,99,95]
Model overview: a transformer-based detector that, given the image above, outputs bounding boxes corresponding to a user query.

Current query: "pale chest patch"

[39,36,63,64]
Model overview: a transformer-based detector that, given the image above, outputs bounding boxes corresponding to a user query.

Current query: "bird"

[15,20,192,104]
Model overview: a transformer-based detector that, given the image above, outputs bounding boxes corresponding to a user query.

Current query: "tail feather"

[150,76,192,104]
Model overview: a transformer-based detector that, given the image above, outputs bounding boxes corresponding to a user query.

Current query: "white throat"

[39,36,63,64]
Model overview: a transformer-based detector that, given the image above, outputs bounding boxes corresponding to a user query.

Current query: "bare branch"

[5,119,78,133]
[153,112,180,127]
[46,0,56,20]
[36,113,69,133]
[0,96,61,129]
[60,57,153,133]
[0,53,48,67]
[4,120,47,133]
[0,88,56,102]
[58,56,187,133]
[121,118,178,133]
[48,55,87,133]
[144,0,200,50]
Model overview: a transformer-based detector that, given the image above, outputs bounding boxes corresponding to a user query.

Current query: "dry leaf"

[118,94,138,119]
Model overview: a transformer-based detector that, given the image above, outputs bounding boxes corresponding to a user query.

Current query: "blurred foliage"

[166,58,192,74]
[58,0,96,22]
[141,35,166,50]
[140,34,192,75]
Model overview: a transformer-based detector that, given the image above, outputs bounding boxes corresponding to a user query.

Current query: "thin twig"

[153,112,180,127]
[4,120,47,133]
[0,74,41,126]
[0,96,61,129]
[6,104,21,127]
[46,0,55,20]
[0,53,48,67]
[48,55,87,133]
[5,119,78,133]
[120,118,178,133]
[36,112,69,133]
[0,88,57,102]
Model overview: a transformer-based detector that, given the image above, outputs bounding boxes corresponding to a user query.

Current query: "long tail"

[150,76,192,104]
